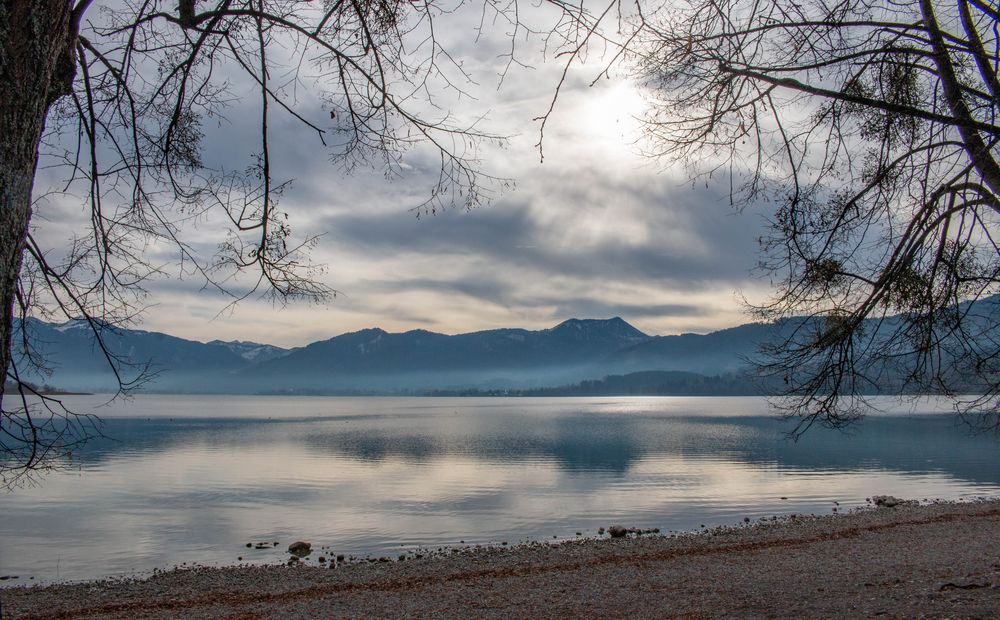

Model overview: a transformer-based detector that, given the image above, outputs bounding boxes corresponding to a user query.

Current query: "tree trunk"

[0,0,77,408]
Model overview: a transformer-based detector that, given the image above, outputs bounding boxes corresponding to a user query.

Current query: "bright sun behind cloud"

[578,78,645,146]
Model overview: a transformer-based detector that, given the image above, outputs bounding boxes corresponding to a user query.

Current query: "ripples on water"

[2,395,999,583]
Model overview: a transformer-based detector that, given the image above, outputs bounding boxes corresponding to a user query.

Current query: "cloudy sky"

[35,1,774,348]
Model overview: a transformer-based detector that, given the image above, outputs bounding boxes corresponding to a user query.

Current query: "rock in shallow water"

[608,525,627,538]
[288,541,312,557]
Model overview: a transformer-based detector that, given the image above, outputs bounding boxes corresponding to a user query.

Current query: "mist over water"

[2,395,999,583]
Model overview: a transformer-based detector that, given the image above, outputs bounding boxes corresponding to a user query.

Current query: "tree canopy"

[635,0,1000,433]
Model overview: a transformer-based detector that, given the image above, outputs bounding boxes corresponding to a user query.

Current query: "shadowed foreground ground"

[5,499,1000,619]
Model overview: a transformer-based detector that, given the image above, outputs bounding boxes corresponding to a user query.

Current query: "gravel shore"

[5,498,1000,619]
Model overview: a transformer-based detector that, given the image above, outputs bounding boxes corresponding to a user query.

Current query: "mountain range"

[11,316,775,394]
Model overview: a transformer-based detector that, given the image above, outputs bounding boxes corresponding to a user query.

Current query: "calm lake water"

[2,395,999,583]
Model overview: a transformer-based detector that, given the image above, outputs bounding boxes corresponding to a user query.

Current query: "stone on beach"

[288,541,312,557]
[608,525,628,538]
[872,495,906,508]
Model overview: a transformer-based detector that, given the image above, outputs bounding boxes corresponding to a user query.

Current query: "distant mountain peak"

[402,328,437,336]
[550,317,648,340]
[353,327,388,336]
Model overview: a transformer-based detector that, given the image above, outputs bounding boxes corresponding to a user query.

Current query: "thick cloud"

[319,165,767,285]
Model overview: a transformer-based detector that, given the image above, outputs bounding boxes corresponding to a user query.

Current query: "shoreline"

[5,498,1000,618]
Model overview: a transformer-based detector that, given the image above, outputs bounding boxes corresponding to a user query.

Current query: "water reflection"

[1,395,998,583]
[74,400,1000,483]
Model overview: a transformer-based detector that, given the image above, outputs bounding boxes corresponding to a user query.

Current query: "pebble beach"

[5,498,1000,619]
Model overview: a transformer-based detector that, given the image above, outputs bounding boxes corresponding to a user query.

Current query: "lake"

[2,395,999,583]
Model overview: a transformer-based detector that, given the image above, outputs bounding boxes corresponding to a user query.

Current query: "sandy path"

[5,499,1000,619]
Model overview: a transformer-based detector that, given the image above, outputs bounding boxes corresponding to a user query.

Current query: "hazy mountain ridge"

[246,317,651,375]
[10,316,776,394]
[607,322,780,375]
[11,318,249,392]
